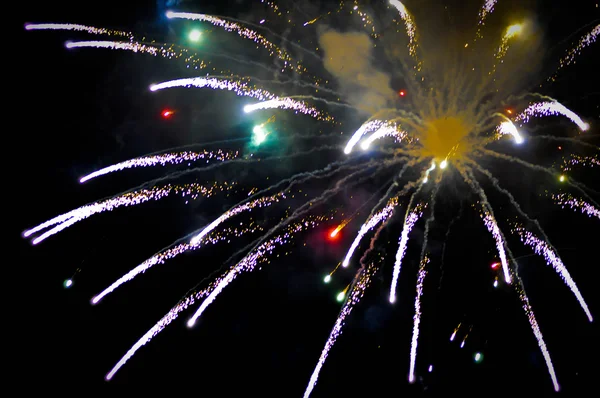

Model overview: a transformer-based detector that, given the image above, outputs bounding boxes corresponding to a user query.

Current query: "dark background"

[16,1,598,396]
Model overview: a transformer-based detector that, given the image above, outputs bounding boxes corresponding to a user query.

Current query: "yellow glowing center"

[505,24,523,38]
[419,116,473,160]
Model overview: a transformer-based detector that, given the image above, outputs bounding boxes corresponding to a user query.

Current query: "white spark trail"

[243,98,322,119]
[65,40,179,57]
[497,120,524,143]
[79,150,235,183]
[361,124,407,150]
[389,207,423,303]
[552,193,600,219]
[515,227,593,322]
[186,221,310,327]
[516,101,590,131]
[24,23,132,38]
[150,77,325,120]
[482,214,512,284]
[344,119,387,154]
[24,183,228,243]
[164,11,291,63]
[553,24,599,78]
[341,205,395,267]
[408,256,429,383]
[91,195,278,304]
[516,280,560,392]
[105,288,209,380]
[388,0,418,58]
[303,264,376,397]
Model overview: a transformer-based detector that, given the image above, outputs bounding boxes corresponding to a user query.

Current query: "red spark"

[329,227,341,240]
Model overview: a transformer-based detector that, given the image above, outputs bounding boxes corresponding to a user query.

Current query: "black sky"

[17,1,598,396]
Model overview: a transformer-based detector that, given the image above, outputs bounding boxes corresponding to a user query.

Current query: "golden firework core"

[419,116,473,160]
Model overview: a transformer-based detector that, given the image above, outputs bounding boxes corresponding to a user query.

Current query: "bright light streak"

[253,125,268,145]
[189,29,202,41]
[505,23,523,38]
[498,120,524,144]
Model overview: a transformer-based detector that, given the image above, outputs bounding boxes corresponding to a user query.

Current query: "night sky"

[17,1,598,396]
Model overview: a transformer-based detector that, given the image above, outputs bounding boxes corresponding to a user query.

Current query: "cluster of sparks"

[561,154,599,171]
[23,0,598,395]
[552,193,600,219]
[551,24,600,81]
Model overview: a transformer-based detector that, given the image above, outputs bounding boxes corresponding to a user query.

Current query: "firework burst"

[23,0,597,395]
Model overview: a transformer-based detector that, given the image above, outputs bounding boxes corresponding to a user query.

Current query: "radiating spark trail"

[243,98,322,119]
[496,119,525,144]
[477,1,497,27]
[552,24,599,80]
[361,124,407,150]
[79,150,237,183]
[459,165,512,283]
[514,276,560,391]
[482,213,511,283]
[189,194,281,246]
[164,11,296,68]
[349,0,379,39]
[389,205,424,303]
[106,217,322,380]
[344,119,387,154]
[321,163,414,271]
[303,263,377,398]
[63,41,209,68]
[388,0,418,59]
[516,101,590,131]
[341,206,394,267]
[339,176,417,268]
[478,149,599,208]
[408,255,429,383]
[515,225,593,322]
[24,183,233,243]
[24,23,133,38]
[186,218,323,327]
[495,23,523,59]
[91,194,280,304]
[552,193,600,219]
[474,159,595,317]
[105,287,210,380]
[150,77,330,121]
[150,76,268,96]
